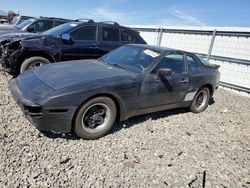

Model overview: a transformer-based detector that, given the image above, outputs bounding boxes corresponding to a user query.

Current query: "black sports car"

[9,44,220,139]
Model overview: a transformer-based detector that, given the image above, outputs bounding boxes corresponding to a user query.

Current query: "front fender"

[21,39,61,61]
[42,83,141,121]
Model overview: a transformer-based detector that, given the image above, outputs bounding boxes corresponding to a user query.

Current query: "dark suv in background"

[0,17,72,34]
[0,19,146,76]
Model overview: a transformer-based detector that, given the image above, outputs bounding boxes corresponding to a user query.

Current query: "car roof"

[33,17,72,22]
[126,44,183,53]
[69,20,134,30]
[16,15,33,18]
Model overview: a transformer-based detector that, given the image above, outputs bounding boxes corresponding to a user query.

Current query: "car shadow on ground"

[112,97,215,133]
[41,97,215,140]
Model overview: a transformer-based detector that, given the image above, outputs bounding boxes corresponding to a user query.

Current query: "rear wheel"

[74,97,117,139]
[20,56,51,73]
[190,87,210,113]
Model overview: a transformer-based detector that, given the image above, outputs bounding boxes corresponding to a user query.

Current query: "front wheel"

[20,56,51,73]
[74,97,117,139]
[190,87,210,113]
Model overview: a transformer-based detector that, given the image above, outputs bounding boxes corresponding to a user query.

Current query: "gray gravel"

[0,72,249,188]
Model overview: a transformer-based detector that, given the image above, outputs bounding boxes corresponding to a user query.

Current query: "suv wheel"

[74,97,117,139]
[20,56,51,73]
[190,87,210,113]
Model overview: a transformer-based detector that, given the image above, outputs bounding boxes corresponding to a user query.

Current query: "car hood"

[0,24,15,30]
[0,32,38,43]
[32,59,133,90]
[0,27,24,35]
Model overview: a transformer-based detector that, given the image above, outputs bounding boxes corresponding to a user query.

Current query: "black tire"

[20,56,51,73]
[190,87,210,113]
[74,97,117,139]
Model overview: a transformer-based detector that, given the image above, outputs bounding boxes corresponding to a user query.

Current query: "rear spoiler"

[205,63,220,69]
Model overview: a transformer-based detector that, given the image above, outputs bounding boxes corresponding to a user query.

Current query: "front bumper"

[1,53,20,76]
[9,79,77,133]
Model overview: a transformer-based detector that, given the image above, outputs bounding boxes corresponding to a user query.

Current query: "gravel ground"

[0,72,249,188]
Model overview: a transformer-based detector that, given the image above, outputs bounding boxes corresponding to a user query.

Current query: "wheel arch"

[200,83,214,96]
[22,50,56,63]
[71,92,125,130]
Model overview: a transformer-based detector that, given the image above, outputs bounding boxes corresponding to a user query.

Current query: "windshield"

[101,45,161,73]
[43,23,79,36]
[11,16,19,25]
[16,18,34,29]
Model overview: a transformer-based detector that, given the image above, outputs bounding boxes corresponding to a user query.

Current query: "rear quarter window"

[122,30,136,42]
[54,21,66,27]
[186,55,200,73]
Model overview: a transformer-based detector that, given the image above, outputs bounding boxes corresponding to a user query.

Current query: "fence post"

[207,29,217,60]
[156,26,163,46]
[158,27,163,46]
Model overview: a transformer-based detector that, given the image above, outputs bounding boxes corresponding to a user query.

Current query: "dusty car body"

[1,20,146,76]
[9,44,220,139]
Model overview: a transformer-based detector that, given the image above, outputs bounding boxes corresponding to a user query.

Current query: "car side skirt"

[133,101,192,118]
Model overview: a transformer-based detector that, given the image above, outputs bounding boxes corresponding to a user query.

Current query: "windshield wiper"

[100,59,127,70]
[110,63,127,70]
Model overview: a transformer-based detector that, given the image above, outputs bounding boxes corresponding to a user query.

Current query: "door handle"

[180,79,189,84]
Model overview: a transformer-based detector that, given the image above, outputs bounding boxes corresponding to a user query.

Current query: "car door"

[98,26,123,56]
[61,25,101,61]
[140,52,189,108]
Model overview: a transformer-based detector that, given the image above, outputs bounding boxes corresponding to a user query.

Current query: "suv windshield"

[16,18,34,29]
[43,23,79,36]
[101,45,161,73]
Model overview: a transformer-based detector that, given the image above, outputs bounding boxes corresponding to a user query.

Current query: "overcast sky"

[0,0,250,27]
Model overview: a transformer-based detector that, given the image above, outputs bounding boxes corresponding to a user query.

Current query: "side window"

[187,55,200,73]
[54,21,65,27]
[154,53,184,74]
[31,20,53,32]
[102,27,119,41]
[122,30,135,42]
[71,26,97,41]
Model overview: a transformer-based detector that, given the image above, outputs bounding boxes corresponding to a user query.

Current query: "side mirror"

[157,68,172,77]
[61,33,72,44]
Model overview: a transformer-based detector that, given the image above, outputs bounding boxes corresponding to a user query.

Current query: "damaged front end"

[0,40,24,76]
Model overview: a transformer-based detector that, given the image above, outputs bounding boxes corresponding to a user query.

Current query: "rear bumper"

[9,79,77,133]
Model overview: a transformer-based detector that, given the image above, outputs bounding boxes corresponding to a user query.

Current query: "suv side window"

[122,30,135,42]
[102,27,119,41]
[54,20,65,27]
[186,55,200,73]
[30,20,53,32]
[70,26,97,41]
[154,53,184,74]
